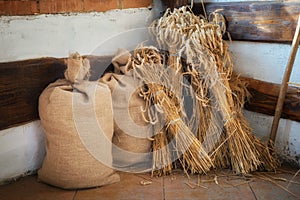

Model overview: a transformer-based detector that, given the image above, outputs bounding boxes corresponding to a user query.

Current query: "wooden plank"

[0,57,300,130]
[193,1,300,42]
[242,77,300,123]
[0,56,113,131]
[0,58,66,130]
[163,0,188,10]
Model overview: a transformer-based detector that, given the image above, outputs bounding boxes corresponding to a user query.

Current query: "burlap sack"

[38,53,120,189]
[100,49,152,172]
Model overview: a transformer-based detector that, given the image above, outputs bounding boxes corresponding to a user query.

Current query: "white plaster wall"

[0,8,154,62]
[0,121,45,182]
[243,110,300,165]
[230,41,300,84]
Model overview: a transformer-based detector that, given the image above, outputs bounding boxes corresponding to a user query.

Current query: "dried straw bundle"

[150,6,277,174]
[151,129,173,176]
[132,47,213,175]
[151,7,231,170]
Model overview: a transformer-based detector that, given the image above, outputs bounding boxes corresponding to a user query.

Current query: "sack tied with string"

[38,53,120,189]
[100,49,154,172]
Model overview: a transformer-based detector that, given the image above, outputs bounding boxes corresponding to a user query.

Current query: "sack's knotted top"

[64,52,91,83]
[112,48,132,75]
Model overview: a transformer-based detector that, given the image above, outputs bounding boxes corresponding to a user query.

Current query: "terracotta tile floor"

[0,168,300,200]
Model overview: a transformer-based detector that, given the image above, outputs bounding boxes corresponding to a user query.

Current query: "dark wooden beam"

[0,57,300,130]
[0,56,113,130]
[0,58,66,130]
[193,1,300,43]
[242,77,300,122]
[163,0,188,10]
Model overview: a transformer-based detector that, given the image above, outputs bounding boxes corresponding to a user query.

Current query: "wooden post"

[270,15,300,143]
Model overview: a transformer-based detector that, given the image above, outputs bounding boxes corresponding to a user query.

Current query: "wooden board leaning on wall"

[0,57,299,130]
[193,1,300,43]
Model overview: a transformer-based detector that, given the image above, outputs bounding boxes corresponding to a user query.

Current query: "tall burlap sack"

[38,53,120,189]
[100,49,152,172]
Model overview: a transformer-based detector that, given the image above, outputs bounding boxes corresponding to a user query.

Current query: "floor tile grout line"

[248,182,258,200]
[72,190,78,200]
[163,176,166,200]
